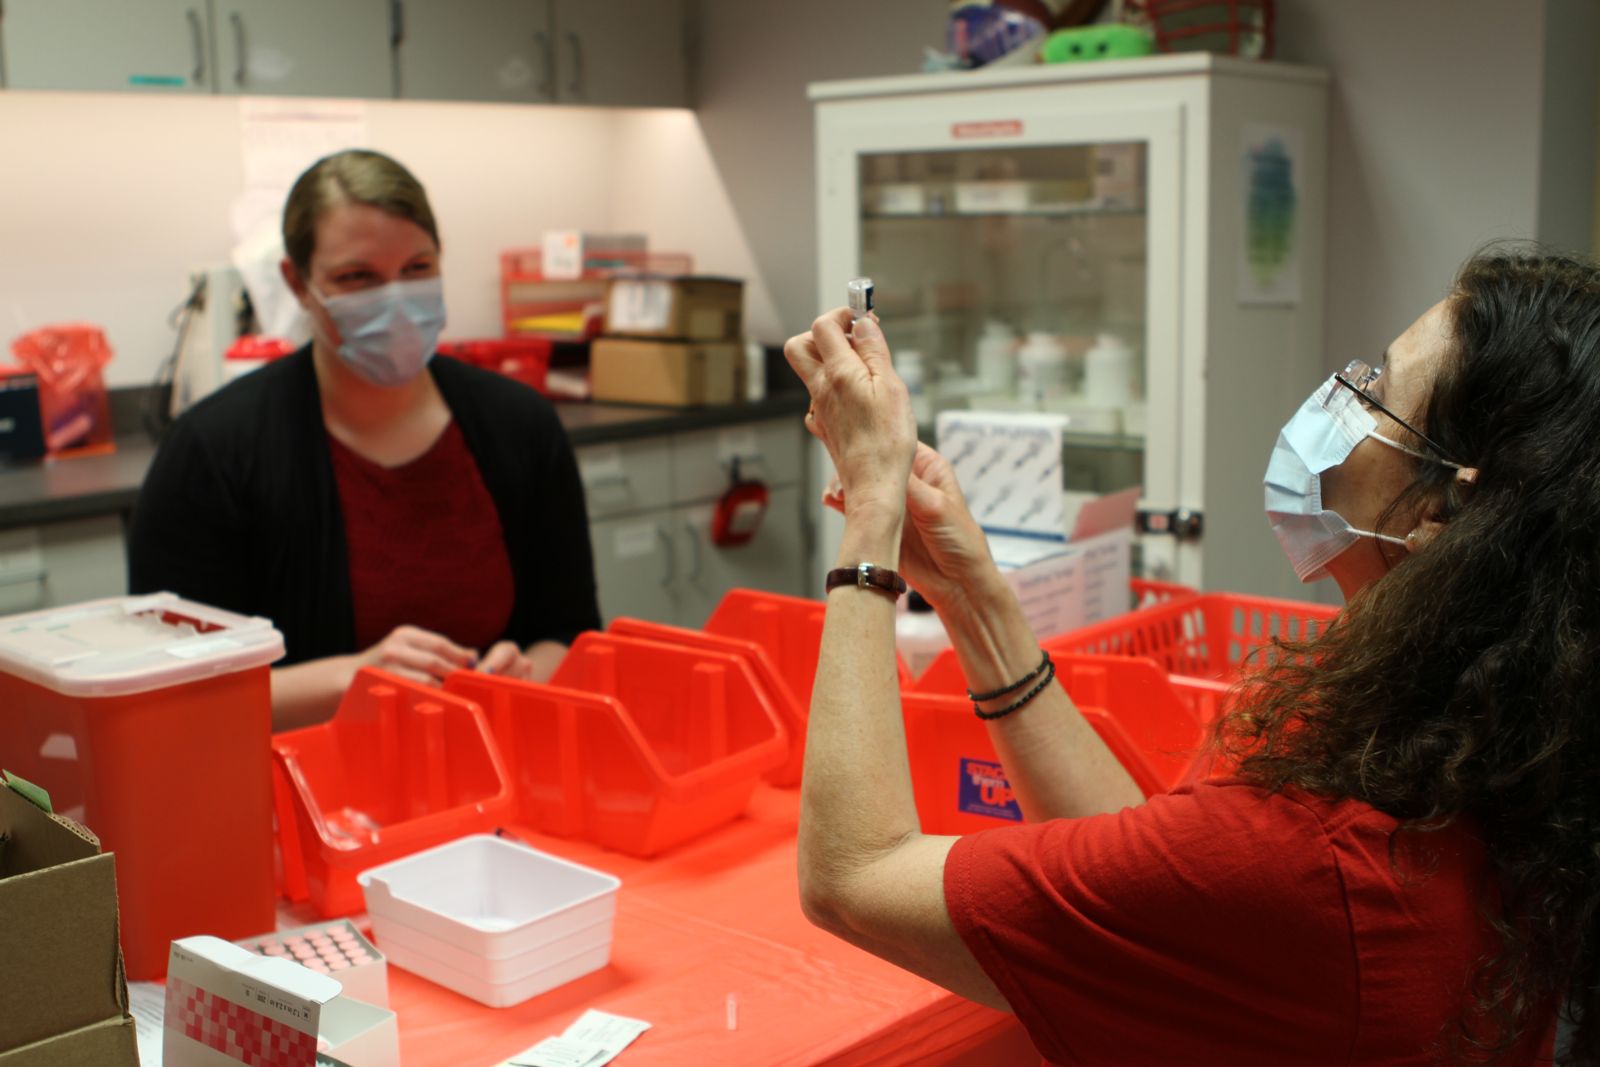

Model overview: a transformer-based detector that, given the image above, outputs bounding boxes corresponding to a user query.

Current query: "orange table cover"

[344,784,1036,1065]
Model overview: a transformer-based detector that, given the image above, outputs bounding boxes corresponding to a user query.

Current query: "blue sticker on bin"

[958,758,1021,821]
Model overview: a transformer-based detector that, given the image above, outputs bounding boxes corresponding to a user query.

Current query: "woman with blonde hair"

[131,149,599,729]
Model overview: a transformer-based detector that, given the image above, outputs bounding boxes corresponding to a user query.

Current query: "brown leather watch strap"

[824,562,908,600]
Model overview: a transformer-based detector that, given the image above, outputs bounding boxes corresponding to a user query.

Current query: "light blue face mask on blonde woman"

[311,277,447,388]
[1264,372,1462,582]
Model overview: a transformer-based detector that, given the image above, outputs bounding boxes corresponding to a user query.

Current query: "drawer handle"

[0,567,47,589]
[684,522,702,582]
[655,527,674,588]
[186,8,207,85]
[231,11,246,87]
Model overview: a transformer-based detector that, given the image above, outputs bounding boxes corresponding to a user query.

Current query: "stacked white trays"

[356,834,622,1008]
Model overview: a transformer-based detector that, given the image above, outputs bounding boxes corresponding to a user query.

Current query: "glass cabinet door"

[858,141,1148,512]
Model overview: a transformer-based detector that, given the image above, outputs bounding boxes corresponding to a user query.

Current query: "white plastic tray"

[357,834,620,1006]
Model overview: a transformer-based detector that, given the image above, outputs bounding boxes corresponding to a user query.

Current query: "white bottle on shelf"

[895,591,950,680]
[975,320,1017,390]
[1084,332,1136,407]
[1017,331,1069,407]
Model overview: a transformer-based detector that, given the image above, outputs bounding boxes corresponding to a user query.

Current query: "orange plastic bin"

[703,588,912,712]
[0,593,285,979]
[607,616,807,787]
[272,667,515,918]
[444,632,788,856]
[904,654,1206,835]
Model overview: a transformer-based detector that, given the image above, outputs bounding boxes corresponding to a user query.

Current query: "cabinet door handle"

[655,526,674,588]
[186,8,206,86]
[389,0,404,47]
[534,30,553,100]
[684,522,702,583]
[0,567,47,589]
[230,11,246,87]
[564,31,582,98]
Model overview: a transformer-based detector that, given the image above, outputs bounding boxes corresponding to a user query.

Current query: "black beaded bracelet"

[967,649,1052,702]
[974,657,1056,721]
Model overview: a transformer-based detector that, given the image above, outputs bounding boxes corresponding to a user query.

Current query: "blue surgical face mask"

[311,276,446,388]
[1264,375,1459,582]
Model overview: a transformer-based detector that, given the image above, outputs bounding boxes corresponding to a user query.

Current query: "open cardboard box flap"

[0,780,137,1064]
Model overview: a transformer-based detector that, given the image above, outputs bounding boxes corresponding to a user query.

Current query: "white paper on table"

[498,1009,652,1067]
[128,980,167,1067]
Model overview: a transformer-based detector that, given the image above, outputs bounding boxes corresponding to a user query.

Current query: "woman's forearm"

[797,508,920,913]
[270,655,358,733]
[938,566,1144,820]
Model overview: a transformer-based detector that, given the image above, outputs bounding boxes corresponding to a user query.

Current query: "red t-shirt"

[944,777,1549,1066]
[328,421,515,654]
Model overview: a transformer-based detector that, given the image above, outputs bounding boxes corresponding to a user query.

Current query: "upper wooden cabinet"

[0,0,217,94]
[0,0,690,107]
[548,0,688,108]
[210,0,391,99]
[393,0,553,104]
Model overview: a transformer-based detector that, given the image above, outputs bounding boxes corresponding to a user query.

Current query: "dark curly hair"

[1220,248,1600,1063]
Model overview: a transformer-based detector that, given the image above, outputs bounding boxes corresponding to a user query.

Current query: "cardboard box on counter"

[0,776,139,1067]
[604,276,743,341]
[163,936,398,1067]
[591,337,743,407]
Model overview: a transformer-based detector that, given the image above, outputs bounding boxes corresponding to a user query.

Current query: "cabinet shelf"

[863,206,1146,222]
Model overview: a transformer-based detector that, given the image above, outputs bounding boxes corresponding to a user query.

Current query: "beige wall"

[0,94,778,387]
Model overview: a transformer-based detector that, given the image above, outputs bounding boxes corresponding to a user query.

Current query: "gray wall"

[694,0,946,339]
[694,1,1597,361]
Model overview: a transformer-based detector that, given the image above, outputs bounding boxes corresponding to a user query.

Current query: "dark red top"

[328,421,515,654]
[944,777,1553,1066]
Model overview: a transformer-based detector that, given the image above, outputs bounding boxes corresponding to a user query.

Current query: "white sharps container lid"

[0,592,285,697]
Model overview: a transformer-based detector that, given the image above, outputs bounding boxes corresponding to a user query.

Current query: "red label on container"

[952,120,1024,140]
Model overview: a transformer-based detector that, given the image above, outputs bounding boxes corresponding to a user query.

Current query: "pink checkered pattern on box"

[164,977,319,1067]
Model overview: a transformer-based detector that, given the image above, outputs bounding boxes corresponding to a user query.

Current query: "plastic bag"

[10,324,115,455]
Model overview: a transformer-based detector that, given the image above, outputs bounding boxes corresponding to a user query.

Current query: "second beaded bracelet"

[973,652,1056,721]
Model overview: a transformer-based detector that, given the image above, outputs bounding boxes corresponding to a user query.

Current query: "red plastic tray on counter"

[436,338,552,393]
[1045,591,1338,722]
[272,668,515,917]
[444,632,788,857]
[912,589,1336,724]
[607,617,807,787]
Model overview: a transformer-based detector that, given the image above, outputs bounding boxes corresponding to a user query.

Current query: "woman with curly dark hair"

[784,248,1585,1064]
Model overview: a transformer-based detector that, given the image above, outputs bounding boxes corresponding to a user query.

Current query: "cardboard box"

[991,526,1133,640]
[591,338,742,407]
[164,936,398,1067]
[936,410,1139,639]
[0,778,139,1066]
[604,276,743,341]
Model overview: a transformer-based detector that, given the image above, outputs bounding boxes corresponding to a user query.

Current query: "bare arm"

[937,567,1145,821]
[269,626,477,732]
[788,311,1007,1011]
[826,443,1144,821]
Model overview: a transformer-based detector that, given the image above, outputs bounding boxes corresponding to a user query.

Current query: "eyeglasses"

[1332,358,1462,466]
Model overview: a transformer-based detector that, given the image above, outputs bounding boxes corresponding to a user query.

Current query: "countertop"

[0,393,807,531]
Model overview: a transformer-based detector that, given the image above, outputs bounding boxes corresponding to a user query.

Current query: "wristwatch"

[824,562,907,600]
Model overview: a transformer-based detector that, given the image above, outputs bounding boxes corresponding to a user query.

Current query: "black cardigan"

[128,349,601,666]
